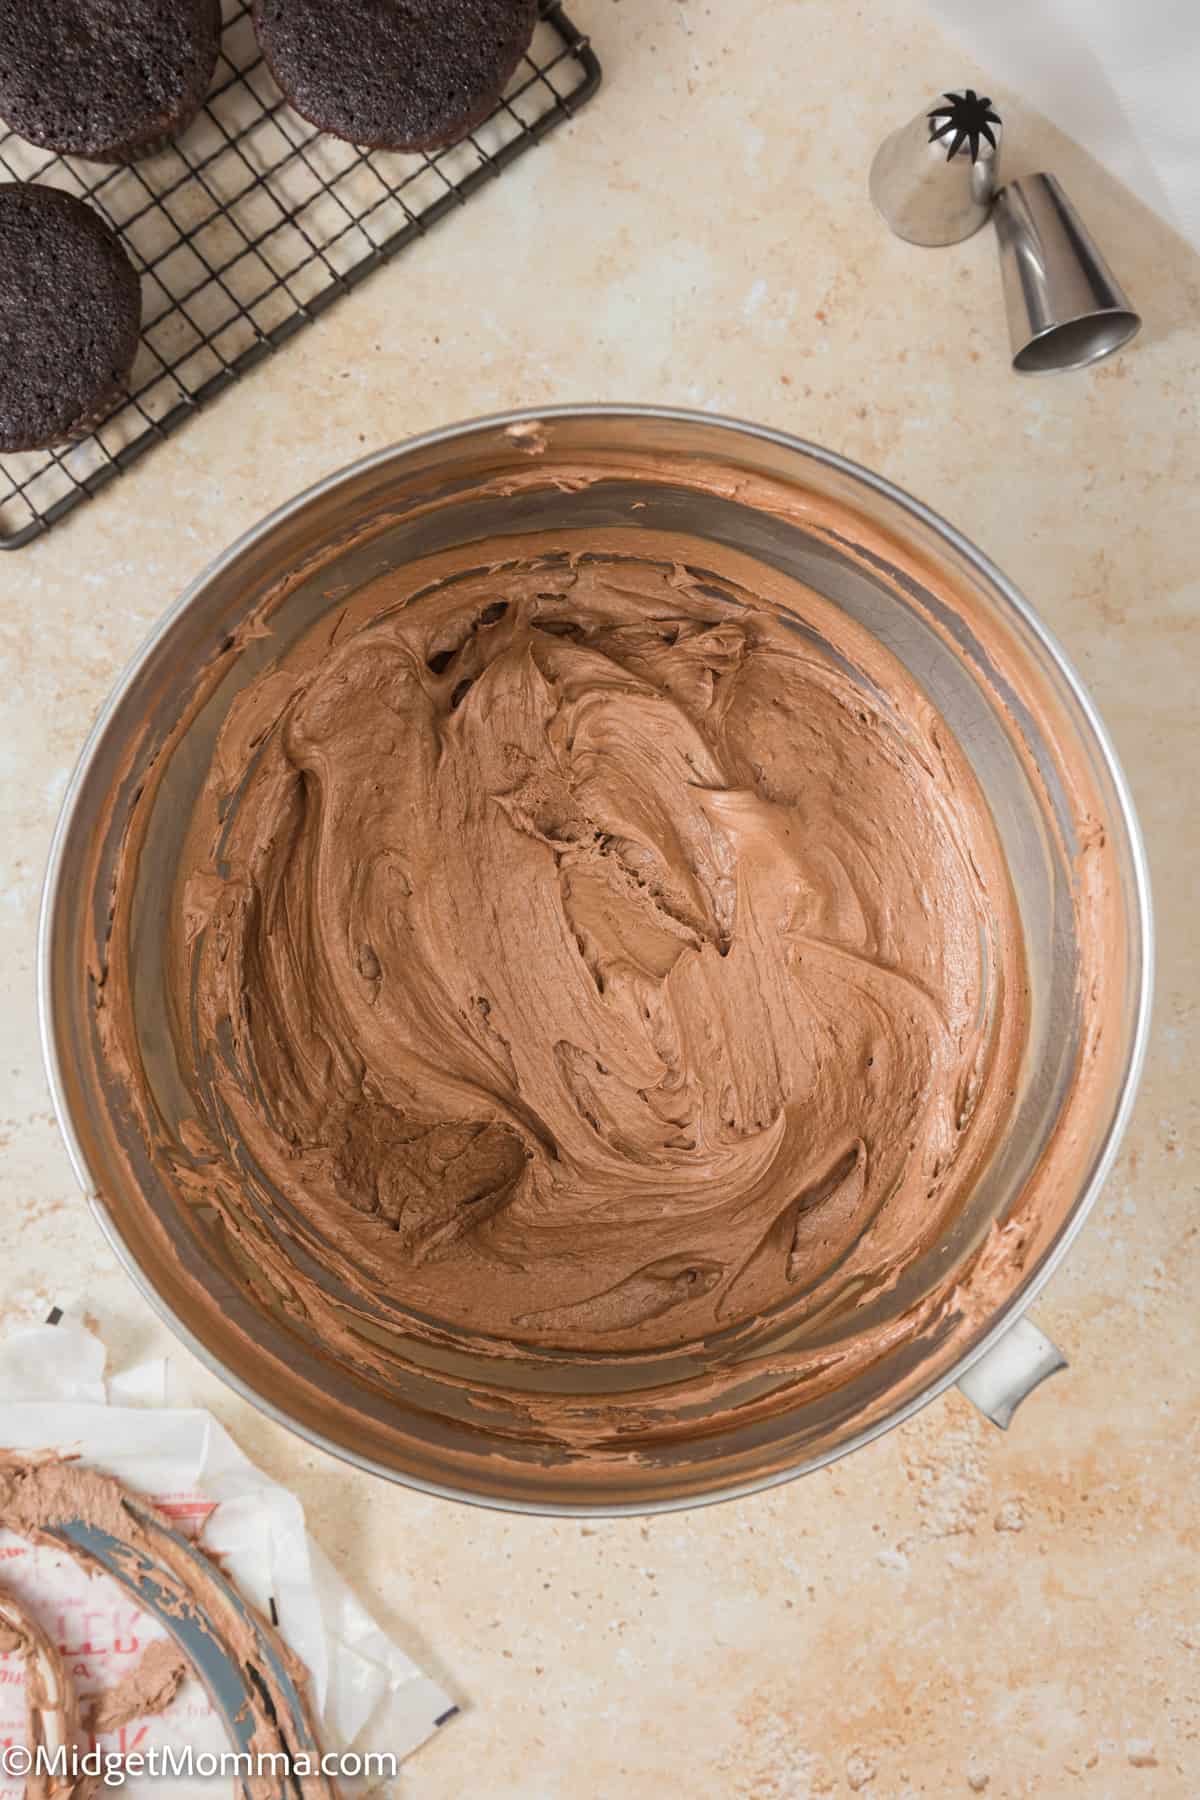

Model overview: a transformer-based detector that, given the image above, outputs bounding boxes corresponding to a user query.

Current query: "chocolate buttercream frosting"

[163,531,1027,1361]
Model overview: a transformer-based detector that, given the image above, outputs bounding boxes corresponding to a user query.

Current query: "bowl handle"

[956,1315,1067,1429]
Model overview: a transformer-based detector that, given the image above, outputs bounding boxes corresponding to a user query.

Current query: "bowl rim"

[37,403,1155,1515]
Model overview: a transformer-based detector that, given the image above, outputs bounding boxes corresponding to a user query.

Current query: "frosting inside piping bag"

[166,538,1026,1361]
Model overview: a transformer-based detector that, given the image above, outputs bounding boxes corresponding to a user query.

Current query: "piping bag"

[0,1319,455,1797]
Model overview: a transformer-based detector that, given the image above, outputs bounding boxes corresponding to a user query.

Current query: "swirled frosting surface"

[170,534,1025,1358]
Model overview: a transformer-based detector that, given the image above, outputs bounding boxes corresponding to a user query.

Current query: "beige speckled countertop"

[3,1,1198,1794]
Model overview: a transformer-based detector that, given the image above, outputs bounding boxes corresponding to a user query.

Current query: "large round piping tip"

[993,172,1141,373]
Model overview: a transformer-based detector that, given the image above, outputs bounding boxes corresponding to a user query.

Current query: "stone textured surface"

[2,1,1197,1794]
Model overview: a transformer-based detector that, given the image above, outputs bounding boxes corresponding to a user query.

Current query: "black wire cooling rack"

[0,0,600,550]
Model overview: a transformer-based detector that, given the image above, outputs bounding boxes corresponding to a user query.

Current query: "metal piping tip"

[993,173,1141,373]
[870,89,1002,246]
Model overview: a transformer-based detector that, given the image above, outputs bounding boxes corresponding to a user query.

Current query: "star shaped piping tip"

[927,89,1002,162]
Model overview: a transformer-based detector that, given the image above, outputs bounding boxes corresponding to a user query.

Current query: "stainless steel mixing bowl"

[39,408,1152,1513]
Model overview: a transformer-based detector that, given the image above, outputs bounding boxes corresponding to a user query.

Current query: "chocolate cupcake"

[0,0,223,163]
[253,0,539,152]
[0,185,142,454]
